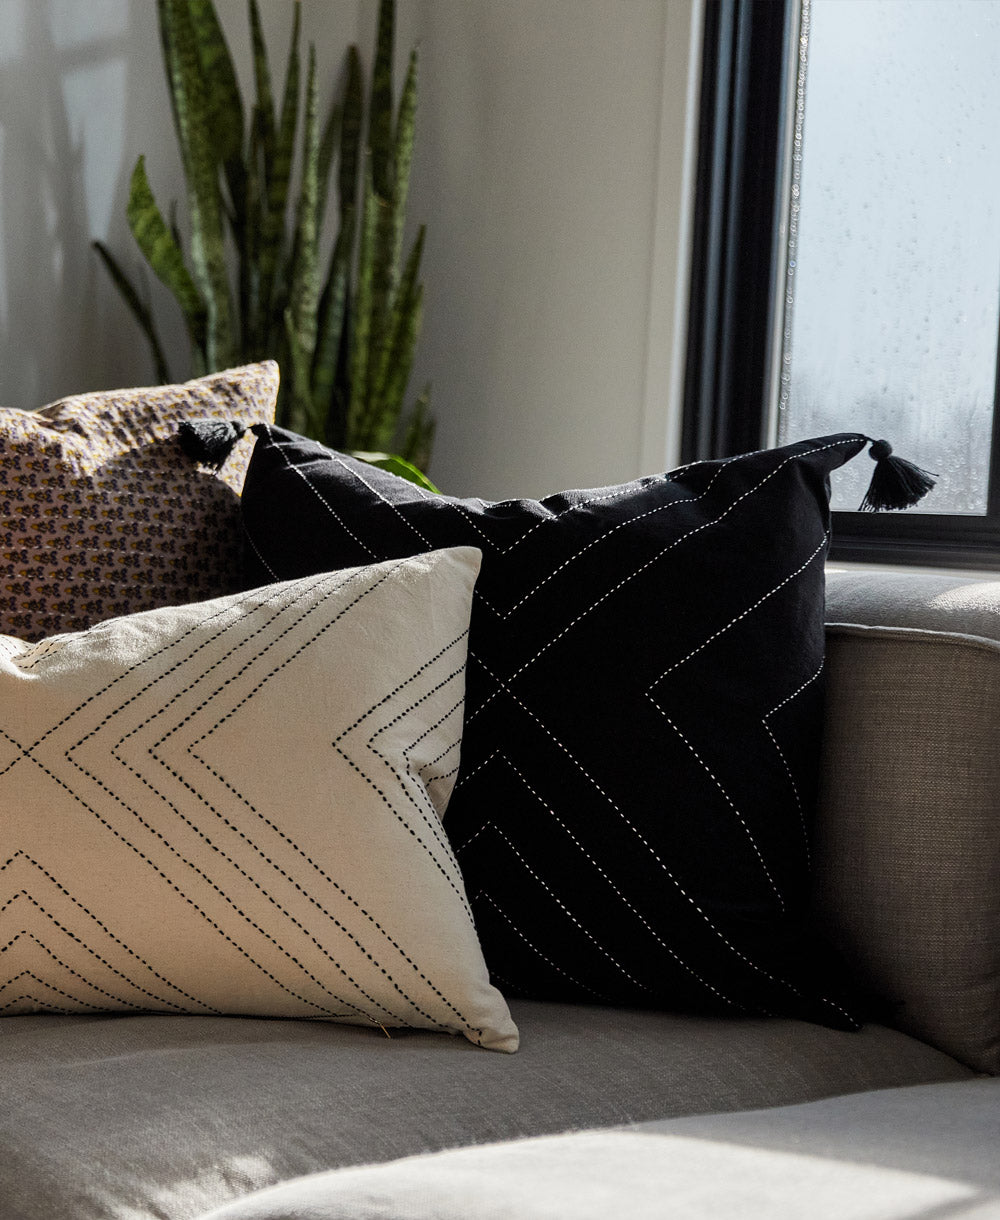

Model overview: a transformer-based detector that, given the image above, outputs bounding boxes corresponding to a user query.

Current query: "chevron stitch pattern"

[239,427,875,1029]
[0,546,518,1052]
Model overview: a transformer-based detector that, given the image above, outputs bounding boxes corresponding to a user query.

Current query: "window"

[684,0,1000,567]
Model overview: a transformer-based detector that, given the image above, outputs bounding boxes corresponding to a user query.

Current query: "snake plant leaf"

[313,80,343,237]
[312,226,352,423]
[338,47,363,227]
[369,0,395,201]
[391,48,418,270]
[282,307,313,434]
[372,225,425,446]
[168,199,183,254]
[188,0,245,217]
[287,44,321,407]
[350,450,439,493]
[348,164,378,445]
[124,155,207,363]
[249,0,275,163]
[244,104,266,353]
[256,1,300,356]
[157,0,235,370]
[92,241,173,385]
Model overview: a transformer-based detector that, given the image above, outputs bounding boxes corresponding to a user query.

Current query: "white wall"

[0,0,700,497]
[0,0,358,409]
[394,0,701,496]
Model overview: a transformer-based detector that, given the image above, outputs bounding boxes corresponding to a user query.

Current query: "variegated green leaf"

[338,47,363,227]
[157,0,235,369]
[282,307,313,434]
[312,226,352,420]
[288,45,320,385]
[373,226,425,443]
[369,0,395,199]
[257,1,300,352]
[124,155,207,361]
[249,0,275,162]
[391,48,418,269]
[348,166,378,444]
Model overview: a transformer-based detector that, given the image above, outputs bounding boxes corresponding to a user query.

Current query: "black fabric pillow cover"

[237,427,876,1029]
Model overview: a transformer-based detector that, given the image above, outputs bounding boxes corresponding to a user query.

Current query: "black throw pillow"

[236,428,881,1028]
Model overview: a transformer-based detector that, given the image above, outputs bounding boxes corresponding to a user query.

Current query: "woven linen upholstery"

[197,1078,1000,1220]
[0,546,517,1052]
[0,363,277,641]
[237,426,877,1028]
[0,1004,970,1220]
[818,569,1000,1073]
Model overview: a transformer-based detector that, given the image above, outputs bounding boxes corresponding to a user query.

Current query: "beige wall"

[0,0,700,496]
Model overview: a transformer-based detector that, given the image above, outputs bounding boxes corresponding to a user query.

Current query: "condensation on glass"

[773,0,1000,514]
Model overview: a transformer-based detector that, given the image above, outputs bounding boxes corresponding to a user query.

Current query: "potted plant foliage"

[95,0,434,486]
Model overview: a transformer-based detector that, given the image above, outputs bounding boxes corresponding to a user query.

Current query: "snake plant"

[93,0,435,485]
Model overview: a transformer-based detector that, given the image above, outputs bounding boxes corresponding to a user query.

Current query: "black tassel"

[178,419,248,471]
[858,438,937,512]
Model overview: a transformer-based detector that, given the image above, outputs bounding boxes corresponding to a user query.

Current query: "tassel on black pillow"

[859,438,937,512]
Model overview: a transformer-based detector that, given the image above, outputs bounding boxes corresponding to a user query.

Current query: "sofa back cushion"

[818,570,1000,1073]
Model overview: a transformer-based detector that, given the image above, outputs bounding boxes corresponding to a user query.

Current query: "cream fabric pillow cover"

[0,545,517,1052]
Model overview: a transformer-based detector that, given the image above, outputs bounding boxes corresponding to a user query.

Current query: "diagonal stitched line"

[259,423,379,559]
[1,853,219,1014]
[94,570,427,1027]
[645,531,831,910]
[461,655,861,1021]
[475,892,612,1002]
[491,756,746,1008]
[762,659,825,867]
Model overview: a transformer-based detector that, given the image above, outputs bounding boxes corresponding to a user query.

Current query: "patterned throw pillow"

[0,363,277,641]
[234,427,884,1030]
[0,546,517,1051]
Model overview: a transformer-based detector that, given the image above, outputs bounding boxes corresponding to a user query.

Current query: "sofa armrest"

[816,569,1000,1074]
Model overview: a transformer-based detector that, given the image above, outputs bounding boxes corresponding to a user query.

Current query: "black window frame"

[683,0,1000,570]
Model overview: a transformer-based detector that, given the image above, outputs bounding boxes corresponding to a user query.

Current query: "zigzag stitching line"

[645,532,832,911]
[762,659,825,868]
[460,656,813,1017]
[185,611,473,931]
[359,681,470,893]
[1,968,110,1014]
[185,601,473,940]
[264,438,733,621]
[475,892,611,1002]
[2,931,161,1015]
[244,527,279,581]
[181,623,477,1033]
[467,441,860,715]
[111,561,478,1034]
[1,993,89,1016]
[0,852,219,1013]
[88,566,437,1028]
[489,825,652,994]
[332,635,472,893]
[487,756,744,1009]
[262,424,378,560]
[33,574,395,1023]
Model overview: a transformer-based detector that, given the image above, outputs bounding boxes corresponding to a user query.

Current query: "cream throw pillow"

[0,546,517,1052]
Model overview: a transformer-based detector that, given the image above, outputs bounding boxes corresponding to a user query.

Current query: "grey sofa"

[3,566,1000,1219]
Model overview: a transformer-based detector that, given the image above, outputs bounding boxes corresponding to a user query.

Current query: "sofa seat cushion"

[198,1078,1000,1220]
[0,1003,971,1220]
